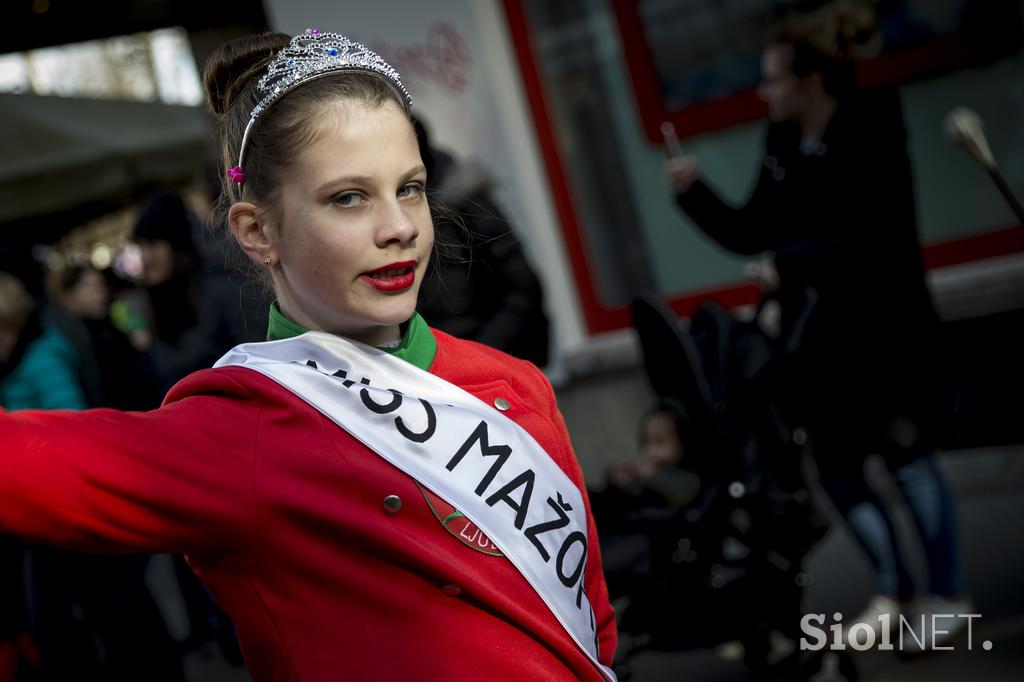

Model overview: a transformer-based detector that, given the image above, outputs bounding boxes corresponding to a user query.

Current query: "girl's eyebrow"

[316,175,374,193]
[400,164,427,181]
[316,165,426,194]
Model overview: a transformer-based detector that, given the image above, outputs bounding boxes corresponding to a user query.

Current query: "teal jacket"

[0,328,87,411]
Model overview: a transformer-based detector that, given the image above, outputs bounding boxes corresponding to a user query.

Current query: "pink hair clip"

[226,165,245,184]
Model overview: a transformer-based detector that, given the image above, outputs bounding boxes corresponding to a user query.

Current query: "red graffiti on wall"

[374,23,472,95]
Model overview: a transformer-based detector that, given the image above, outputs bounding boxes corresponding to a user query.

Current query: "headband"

[227,28,413,190]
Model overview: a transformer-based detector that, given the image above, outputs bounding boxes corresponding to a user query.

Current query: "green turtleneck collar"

[266,302,436,371]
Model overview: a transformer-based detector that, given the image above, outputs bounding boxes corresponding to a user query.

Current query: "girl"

[0,29,617,681]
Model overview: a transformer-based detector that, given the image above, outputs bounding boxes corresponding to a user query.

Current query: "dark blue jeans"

[817,450,960,599]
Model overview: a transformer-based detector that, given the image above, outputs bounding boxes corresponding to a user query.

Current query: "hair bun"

[830,1,881,60]
[203,32,291,118]
[775,1,880,63]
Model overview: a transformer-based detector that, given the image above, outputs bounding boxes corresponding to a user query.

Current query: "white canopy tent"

[0,93,209,226]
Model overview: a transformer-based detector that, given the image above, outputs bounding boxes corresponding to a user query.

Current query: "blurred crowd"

[0,187,261,682]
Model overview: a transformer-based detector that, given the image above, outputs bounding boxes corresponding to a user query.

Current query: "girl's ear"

[228,202,278,266]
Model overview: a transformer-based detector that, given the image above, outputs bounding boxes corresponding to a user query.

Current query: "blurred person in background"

[46,263,162,410]
[602,400,700,510]
[1,270,183,681]
[414,118,550,367]
[132,190,249,663]
[133,189,264,394]
[664,0,967,647]
[0,272,85,412]
[589,400,700,651]
[0,534,35,682]
[0,272,47,682]
[36,262,182,681]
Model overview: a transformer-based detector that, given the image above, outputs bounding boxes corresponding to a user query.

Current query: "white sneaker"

[843,595,902,649]
[715,639,744,662]
[904,594,975,652]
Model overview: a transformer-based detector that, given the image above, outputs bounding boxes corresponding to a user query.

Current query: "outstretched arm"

[0,370,258,557]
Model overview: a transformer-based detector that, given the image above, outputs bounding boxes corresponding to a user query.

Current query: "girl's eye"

[333,192,366,208]
[398,182,425,199]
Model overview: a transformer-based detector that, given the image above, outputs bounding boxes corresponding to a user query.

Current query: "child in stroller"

[591,293,834,680]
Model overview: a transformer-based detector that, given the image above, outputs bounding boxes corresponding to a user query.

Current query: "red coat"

[0,330,617,681]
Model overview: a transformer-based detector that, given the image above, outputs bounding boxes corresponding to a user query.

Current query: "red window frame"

[502,0,1024,335]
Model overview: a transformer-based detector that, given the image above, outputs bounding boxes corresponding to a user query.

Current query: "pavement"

[621,444,1024,681]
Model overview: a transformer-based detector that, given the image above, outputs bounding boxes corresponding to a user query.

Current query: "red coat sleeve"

[0,370,258,556]
[527,363,619,667]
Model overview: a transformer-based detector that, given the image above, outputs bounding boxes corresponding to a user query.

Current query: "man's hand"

[744,259,780,292]
[664,155,699,194]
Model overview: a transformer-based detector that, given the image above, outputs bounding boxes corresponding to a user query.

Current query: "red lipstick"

[360,261,416,292]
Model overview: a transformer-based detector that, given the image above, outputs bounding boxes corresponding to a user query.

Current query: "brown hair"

[44,264,99,301]
[203,32,412,231]
[0,272,33,332]
[771,1,880,97]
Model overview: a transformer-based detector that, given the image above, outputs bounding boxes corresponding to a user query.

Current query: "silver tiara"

[229,28,413,187]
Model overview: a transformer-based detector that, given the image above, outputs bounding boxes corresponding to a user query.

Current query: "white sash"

[215,333,616,681]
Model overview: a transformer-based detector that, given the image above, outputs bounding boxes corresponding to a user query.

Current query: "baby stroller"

[593,291,848,680]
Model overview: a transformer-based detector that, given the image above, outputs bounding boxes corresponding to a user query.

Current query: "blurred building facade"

[1,0,1021,467]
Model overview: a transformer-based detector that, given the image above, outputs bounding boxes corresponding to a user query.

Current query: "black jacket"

[417,151,550,366]
[676,88,941,446]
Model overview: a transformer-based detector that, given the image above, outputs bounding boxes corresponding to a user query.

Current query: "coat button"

[441,583,462,597]
[382,495,402,513]
[493,398,510,411]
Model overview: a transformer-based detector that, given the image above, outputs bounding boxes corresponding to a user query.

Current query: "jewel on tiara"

[231,28,412,194]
